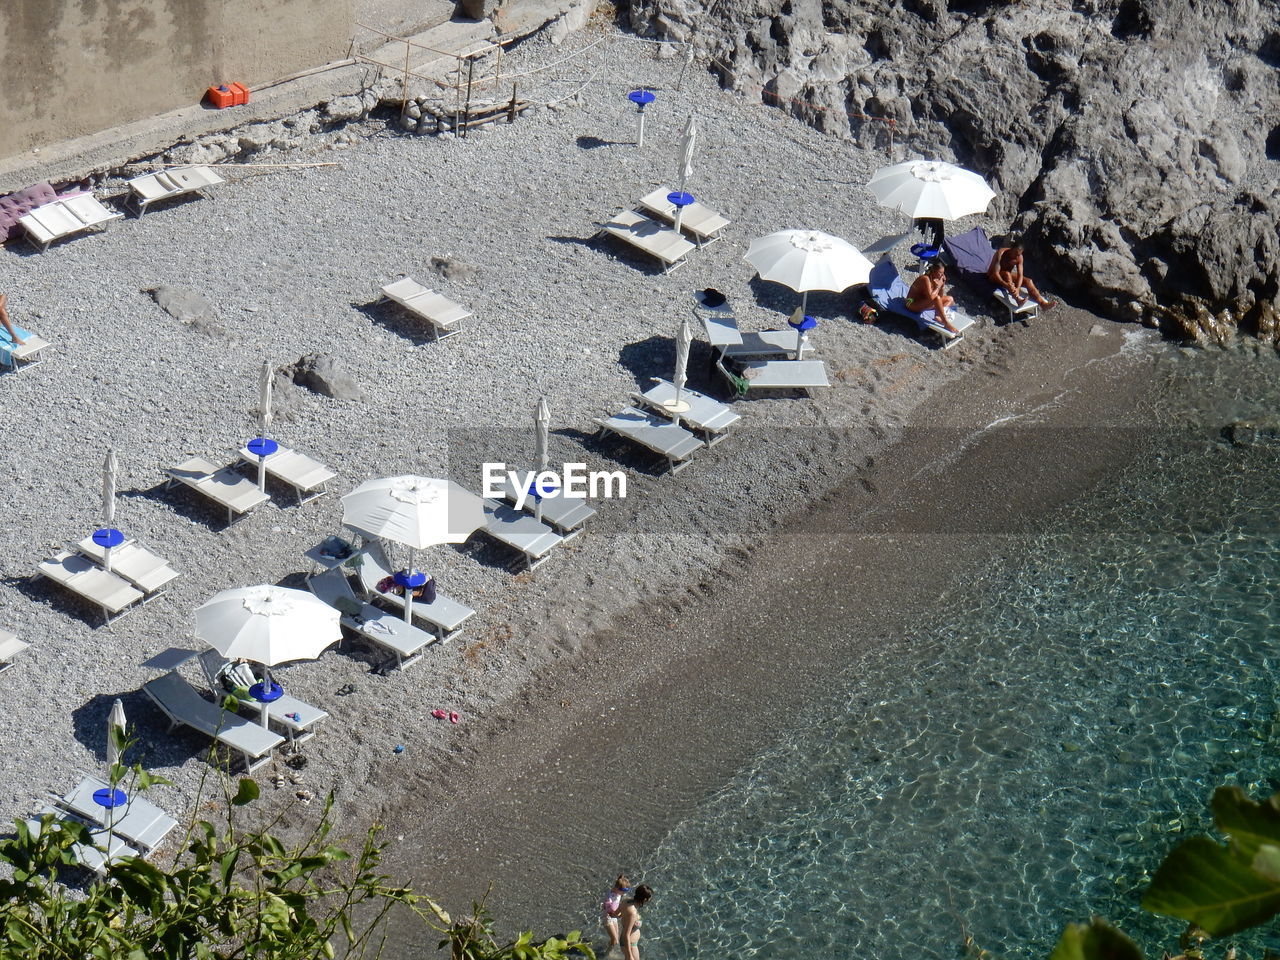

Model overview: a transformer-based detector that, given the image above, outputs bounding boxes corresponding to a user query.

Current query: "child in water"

[601,874,630,954]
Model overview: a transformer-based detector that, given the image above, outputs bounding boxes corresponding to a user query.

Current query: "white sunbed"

[195,649,328,743]
[0,324,52,372]
[236,444,336,504]
[630,378,742,446]
[18,194,123,251]
[75,536,180,598]
[595,406,706,474]
[55,776,178,856]
[26,807,139,875]
[637,187,731,246]
[498,472,596,540]
[34,551,144,626]
[142,671,285,773]
[596,208,696,273]
[478,499,564,570]
[693,293,815,360]
[714,353,831,397]
[0,629,29,672]
[166,456,271,525]
[307,568,435,671]
[351,542,475,641]
[127,165,225,216]
[380,277,471,340]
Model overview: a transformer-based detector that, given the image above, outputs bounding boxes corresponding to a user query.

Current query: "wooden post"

[401,38,411,114]
[453,55,463,136]
[508,82,518,123]
[462,56,476,138]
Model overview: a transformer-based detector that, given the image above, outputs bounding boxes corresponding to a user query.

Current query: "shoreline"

[372,305,1169,952]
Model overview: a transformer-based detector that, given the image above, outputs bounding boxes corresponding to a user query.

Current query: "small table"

[93,787,128,856]
[92,527,126,573]
[393,569,427,590]
[246,437,279,492]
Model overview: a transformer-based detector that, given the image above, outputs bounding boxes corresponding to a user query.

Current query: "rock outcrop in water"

[625,0,1280,343]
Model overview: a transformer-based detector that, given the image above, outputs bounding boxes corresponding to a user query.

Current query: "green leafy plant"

[0,736,594,960]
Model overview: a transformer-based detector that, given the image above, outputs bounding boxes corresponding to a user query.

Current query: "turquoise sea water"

[631,345,1280,960]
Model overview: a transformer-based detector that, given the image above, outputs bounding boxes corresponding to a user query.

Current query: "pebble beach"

[0,21,1124,908]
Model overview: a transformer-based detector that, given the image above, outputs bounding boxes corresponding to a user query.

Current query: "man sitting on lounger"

[905,262,959,335]
[987,240,1057,312]
[0,294,23,346]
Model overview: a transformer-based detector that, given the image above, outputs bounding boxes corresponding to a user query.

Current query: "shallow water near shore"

[618,343,1280,960]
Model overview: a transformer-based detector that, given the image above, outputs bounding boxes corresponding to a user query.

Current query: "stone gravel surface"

[0,27,1024,857]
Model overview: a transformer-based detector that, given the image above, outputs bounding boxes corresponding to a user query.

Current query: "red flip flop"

[448,711,461,724]
[431,708,447,720]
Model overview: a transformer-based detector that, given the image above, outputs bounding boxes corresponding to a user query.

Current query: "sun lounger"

[478,499,564,570]
[351,542,475,640]
[236,444,336,504]
[944,226,1040,323]
[55,776,178,855]
[713,353,831,397]
[0,629,29,672]
[497,472,596,540]
[867,258,975,350]
[127,165,225,216]
[27,807,139,875]
[861,231,913,259]
[630,378,742,445]
[35,550,144,625]
[596,208,696,273]
[18,194,122,250]
[143,671,285,773]
[195,649,328,743]
[691,293,814,359]
[380,277,471,340]
[595,406,706,474]
[166,456,271,525]
[0,324,51,372]
[307,568,435,670]
[637,187,730,246]
[75,536,179,598]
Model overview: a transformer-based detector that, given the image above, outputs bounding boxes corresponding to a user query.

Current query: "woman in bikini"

[905,262,959,334]
[619,884,653,960]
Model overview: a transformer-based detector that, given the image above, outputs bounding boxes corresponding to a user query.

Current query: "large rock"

[627,0,1280,342]
[146,285,215,325]
[285,353,364,401]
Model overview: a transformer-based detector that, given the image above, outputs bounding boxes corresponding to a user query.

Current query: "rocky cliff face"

[625,0,1280,343]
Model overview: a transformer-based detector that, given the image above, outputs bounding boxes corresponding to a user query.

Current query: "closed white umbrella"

[866,159,996,221]
[101,448,118,572]
[668,318,692,418]
[744,230,874,314]
[255,361,274,491]
[341,476,486,623]
[674,114,698,232]
[106,697,126,770]
[196,585,342,726]
[533,398,550,525]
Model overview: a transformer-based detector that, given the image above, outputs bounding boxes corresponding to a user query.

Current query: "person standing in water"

[601,874,629,953]
[619,884,653,960]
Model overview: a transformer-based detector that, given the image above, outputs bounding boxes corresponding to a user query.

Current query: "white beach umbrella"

[196,585,341,666]
[533,398,550,525]
[670,317,692,417]
[101,448,118,572]
[196,585,342,726]
[255,361,274,491]
[674,114,698,231]
[744,230,874,314]
[341,476,486,623]
[866,159,996,221]
[676,113,697,193]
[106,697,126,770]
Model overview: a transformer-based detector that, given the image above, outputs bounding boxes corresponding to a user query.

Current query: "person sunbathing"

[0,294,24,346]
[987,241,1056,311]
[905,262,959,334]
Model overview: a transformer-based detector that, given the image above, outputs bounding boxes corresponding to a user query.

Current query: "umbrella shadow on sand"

[745,276,851,323]
[618,335,718,393]
[71,692,150,765]
[576,135,625,150]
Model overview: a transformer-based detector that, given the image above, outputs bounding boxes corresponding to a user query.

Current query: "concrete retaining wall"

[0,0,353,159]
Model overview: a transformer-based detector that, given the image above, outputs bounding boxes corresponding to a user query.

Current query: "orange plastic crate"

[206,83,249,109]
[229,82,250,106]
